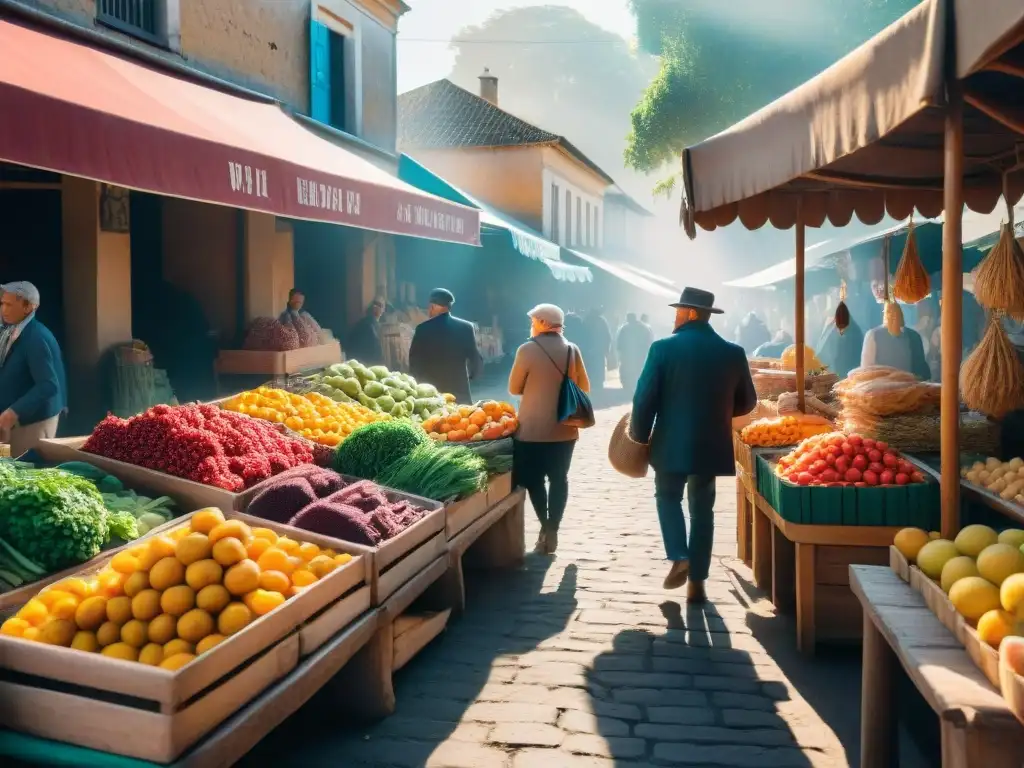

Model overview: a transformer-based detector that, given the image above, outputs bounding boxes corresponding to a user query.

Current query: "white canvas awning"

[681,0,1024,237]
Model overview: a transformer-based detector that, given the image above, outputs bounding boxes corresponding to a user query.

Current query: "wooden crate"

[215,342,342,376]
[445,490,489,539]
[0,633,299,763]
[240,506,447,607]
[1000,651,1024,727]
[393,609,452,672]
[486,473,513,508]
[889,545,910,581]
[0,511,370,715]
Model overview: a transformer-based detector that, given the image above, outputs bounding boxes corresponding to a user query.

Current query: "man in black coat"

[630,288,756,601]
[409,289,483,404]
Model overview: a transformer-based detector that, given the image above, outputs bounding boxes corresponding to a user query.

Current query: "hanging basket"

[608,412,650,478]
[892,218,930,303]
[960,315,1024,419]
[834,281,850,335]
[973,222,1024,321]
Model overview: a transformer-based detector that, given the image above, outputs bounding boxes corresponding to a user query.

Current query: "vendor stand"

[0,375,525,761]
[681,0,1024,758]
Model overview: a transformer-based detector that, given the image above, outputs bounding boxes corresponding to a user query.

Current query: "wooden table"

[850,565,1024,768]
[752,494,899,654]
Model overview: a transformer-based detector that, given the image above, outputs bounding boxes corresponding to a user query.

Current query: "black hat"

[428,288,455,307]
[670,287,723,314]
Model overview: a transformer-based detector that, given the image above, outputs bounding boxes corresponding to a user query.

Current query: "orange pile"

[422,401,518,443]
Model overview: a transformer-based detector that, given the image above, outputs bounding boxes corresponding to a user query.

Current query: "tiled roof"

[398,79,614,184]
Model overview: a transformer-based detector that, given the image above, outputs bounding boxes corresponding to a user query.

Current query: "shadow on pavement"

[240,557,578,766]
[725,563,935,768]
[585,601,824,766]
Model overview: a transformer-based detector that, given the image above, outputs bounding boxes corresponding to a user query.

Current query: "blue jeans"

[654,473,716,581]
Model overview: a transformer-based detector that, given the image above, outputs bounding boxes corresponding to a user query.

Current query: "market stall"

[684,0,1024,660]
[0,360,525,762]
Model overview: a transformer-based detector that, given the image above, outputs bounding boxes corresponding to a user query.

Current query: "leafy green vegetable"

[376,443,487,502]
[334,420,429,480]
[0,470,110,571]
[106,509,139,542]
[56,461,124,493]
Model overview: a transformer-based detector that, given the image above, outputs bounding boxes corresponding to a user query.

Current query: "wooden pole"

[795,210,806,413]
[940,82,964,540]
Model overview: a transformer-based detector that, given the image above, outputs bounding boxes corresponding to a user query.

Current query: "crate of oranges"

[221,386,389,447]
[0,507,372,763]
[422,401,518,443]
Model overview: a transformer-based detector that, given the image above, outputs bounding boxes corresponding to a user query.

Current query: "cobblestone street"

[245,398,866,767]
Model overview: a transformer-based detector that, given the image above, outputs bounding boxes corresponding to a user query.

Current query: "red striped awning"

[0,19,480,245]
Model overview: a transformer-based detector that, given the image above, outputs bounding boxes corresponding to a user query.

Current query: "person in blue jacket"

[630,288,756,602]
[0,282,67,457]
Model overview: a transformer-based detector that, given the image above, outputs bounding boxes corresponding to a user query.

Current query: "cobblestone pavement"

[245,399,863,767]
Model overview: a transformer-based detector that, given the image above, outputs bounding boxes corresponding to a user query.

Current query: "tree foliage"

[625,0,922,173]
[447,6,658,195]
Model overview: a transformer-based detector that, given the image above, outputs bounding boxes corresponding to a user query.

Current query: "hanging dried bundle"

[834,281,850,335]
[884,301,904,337]
[892,219,930,303]
[960,316,1024,419]
[973,222,1024,321]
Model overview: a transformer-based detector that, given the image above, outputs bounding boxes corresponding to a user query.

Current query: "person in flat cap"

[408,288,483,404]
[629,287,756,601]
[0,282,67,456]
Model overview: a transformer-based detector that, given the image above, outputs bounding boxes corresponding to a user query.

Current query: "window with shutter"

[551,183,560,242]
[565,190,572,245]
[310,20,332,124]
[586,202,591,247]
[576,199,582,246]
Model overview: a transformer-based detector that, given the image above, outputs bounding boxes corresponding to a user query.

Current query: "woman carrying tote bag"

[509,304,592,554]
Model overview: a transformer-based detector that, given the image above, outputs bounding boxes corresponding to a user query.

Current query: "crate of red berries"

[755,431,939,527]
[37,404,322,513]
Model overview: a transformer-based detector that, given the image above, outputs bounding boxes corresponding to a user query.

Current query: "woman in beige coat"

[508,304,590,554]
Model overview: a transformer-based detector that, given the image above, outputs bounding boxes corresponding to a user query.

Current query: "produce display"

[458,437,514,476]
[0,508,352,666]
[894,524,1024,649]
[780,344,824,372]
[739,414,833,447]
[775,432,927,487]
[301,360,454,420]
[835,366,940,417]
[839,409,1001,456]
[56,461,177,537]
[776,392,838,420]
[221,387,389,447]
[962,457,1024,505]
[245,465,429,546]
[83,404,315,492]
[422,401,519,443]
[333,420,488,502]
[242,313,323,352]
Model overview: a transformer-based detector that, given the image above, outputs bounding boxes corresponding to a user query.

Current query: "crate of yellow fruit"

[0,507,372,763]
[221,386,389,448]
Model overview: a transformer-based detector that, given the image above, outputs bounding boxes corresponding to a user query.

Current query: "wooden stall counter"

[851,565,1024,768]
[215,342,342,377]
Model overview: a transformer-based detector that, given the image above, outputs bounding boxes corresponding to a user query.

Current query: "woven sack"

[608,412,650,478]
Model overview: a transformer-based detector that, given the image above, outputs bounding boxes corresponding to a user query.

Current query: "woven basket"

[608,412,650,478]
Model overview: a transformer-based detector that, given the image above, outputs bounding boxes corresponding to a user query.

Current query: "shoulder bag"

[532,339,595,429]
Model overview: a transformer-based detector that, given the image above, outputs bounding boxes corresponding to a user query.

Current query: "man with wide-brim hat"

[629,287,756,601]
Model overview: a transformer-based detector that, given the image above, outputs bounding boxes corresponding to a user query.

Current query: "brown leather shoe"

[544,529,559,554]
[687,580,707,603]
[663,561,690,590]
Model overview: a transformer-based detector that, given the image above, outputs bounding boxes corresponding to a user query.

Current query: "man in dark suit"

[0,282,67,457]
[630,288,756,601]
[409,288,483,404]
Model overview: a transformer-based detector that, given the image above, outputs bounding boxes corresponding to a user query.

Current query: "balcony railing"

[97,0,162,45]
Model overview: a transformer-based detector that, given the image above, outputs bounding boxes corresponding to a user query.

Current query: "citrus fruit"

[998,529,1024,549]
[106,595,134,625]
[139,536,177,570]
[70,630,99,652]
[248,589,286,616]
[175,533,213,566]
[916,539,960,580]
[212,538,248,567]
[196,584,231,614]
[163,638,195,657]
[139,643,165,666]
[177,609,215,644]
[160,585,196,617]
[74,596,108,631]
[149,557,186,591]
[977,609,1018,647]
[208,520,252,546]
[251,527,278,544]
[185,559,223,591]
[148,613,178,645]
[120,619,149,648]
[101,642,139,661]
[190,508,226,534]
[217,602,254,636]
[110,551,141,575]
[224,560,261,596]
[96,621,121,647]
[291,569,317,588]
[1000,572,1024,614]
[258,570,291,594]
[257,547,293,574]
[131,589,162,621]
[940,556,980,594]
[160,652,196,670]
[977,543,1024,587]
[893,528,930,562]
[1,618,31,637]
[123,571,151,598]
[38,619,77,646]
[949,576,1002,621]
[50,596,80,621]
[955,525,999,558]
[196,634,225,654]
